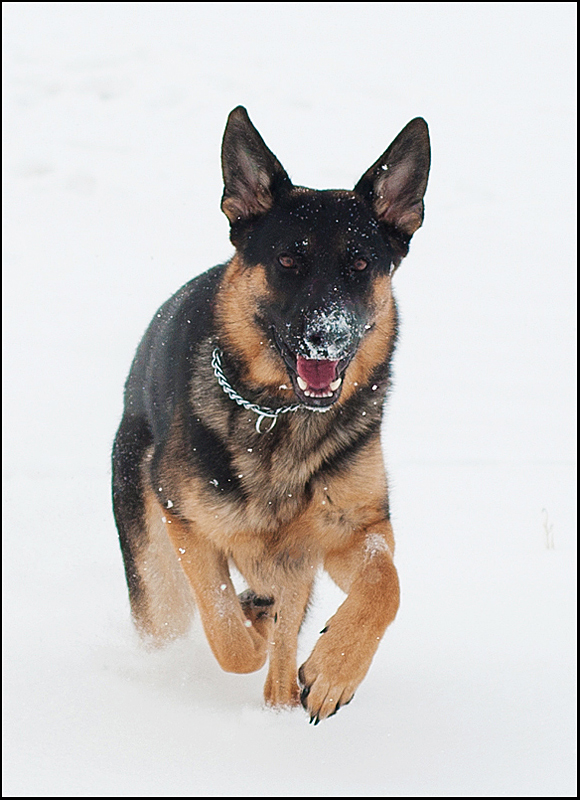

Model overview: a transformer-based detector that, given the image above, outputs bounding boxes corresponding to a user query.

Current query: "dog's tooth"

[329,377,342,391]
[297,376,308,391]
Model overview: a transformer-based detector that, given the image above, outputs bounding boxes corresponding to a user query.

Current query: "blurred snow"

[2,2,576,796]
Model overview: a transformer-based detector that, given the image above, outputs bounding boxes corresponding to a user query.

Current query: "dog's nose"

[306,331,324,348]
[300,306,356,360]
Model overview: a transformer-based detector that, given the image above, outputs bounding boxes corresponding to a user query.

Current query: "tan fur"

[215,255,292,395]
[139,403,398,711]
[339,274,397,404]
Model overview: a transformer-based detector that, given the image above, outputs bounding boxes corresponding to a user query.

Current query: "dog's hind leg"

[113,416,195,643]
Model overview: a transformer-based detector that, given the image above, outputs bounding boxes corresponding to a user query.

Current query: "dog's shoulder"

[124,262,227,437]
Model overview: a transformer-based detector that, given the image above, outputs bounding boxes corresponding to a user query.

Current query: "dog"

[112,107,430,723]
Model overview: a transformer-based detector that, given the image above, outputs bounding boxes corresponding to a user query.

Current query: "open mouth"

[294,356,343,403]
[273,331,351,408]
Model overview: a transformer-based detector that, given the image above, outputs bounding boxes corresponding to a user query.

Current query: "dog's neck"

[211,348,330,434]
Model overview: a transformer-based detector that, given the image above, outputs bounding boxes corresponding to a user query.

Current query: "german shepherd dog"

[112,107,430,723]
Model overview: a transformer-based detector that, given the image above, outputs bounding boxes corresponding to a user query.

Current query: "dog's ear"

[221,107,292,224]
[354,118,430,238]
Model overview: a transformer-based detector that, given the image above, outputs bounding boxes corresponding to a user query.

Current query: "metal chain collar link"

[211,348,329,433]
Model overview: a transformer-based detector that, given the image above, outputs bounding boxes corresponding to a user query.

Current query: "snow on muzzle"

[293,307,361,400]
[274,305,362,403]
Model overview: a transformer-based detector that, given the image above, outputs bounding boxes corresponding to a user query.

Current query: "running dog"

[112,106,430,723]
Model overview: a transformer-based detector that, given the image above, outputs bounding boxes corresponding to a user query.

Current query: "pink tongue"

[296,356,339,390]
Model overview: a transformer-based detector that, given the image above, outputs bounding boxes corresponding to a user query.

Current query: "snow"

[2,2,576,796]
[300,305,358,360]
[364,533,392,560]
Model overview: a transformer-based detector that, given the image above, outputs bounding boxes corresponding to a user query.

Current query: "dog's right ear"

[221,107,292,224]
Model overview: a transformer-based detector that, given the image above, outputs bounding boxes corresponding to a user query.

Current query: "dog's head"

[219,107,430,408]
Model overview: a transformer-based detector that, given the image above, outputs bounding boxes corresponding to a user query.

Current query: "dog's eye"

[352,257,368,271]
[278,254,296,268]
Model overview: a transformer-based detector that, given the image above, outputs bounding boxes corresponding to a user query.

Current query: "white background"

[3,2,576,796]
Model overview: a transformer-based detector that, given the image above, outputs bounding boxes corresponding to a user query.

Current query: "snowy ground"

[2,3,576,796]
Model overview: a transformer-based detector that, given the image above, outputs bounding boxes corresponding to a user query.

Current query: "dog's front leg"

[164,516,273,673]
[263,578,313,708]
[299,523,399,723]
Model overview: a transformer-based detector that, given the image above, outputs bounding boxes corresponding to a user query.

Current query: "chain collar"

[211,348,330,433]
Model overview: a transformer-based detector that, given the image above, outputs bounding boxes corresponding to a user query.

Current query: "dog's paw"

[298,629,372,724]
[298,662,356,725]
[238,589,275,623]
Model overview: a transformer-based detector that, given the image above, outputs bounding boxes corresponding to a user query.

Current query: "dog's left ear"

[354,118,430,238]
[221,106,292,224]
